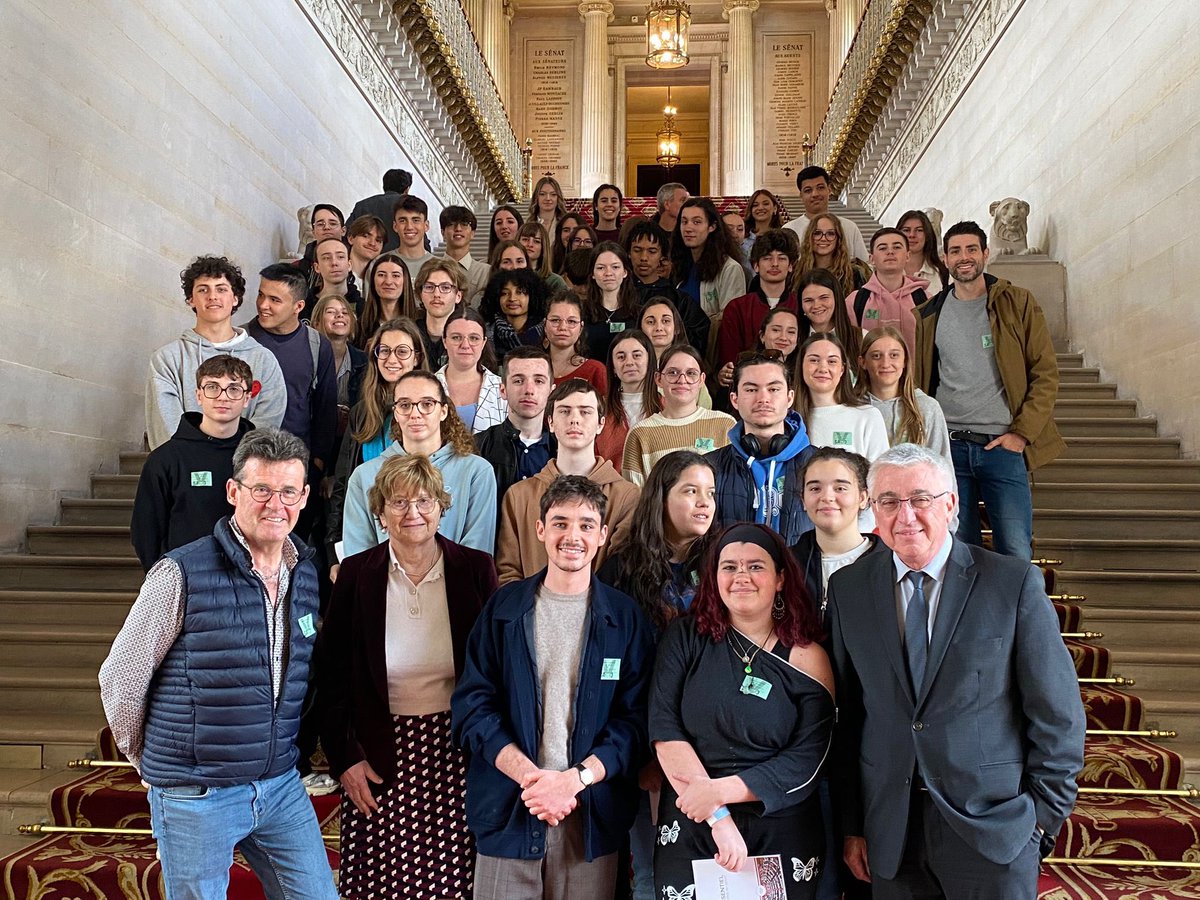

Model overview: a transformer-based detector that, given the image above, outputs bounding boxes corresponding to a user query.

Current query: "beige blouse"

[385,546,455,716]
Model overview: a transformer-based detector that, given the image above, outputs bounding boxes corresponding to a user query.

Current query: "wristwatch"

[574,763,595,787]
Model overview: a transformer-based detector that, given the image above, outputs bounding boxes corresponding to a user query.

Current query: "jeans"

[950,439,1033,560]
[148,768,338,900]
[629,791,656,900]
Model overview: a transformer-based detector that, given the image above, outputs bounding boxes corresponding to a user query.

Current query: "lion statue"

[989,198,1042,255]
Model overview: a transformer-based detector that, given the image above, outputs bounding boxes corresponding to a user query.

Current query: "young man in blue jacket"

[452,475,654,899]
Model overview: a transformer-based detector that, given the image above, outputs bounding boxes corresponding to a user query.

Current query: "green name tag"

[864,308,880,319]
[298,613,316,638]
[190,471,213,487]
[609,321,626,333]
[982,334,995,349]
[740,675,772,699]
[833,431,853,446]
[601,658,621,680]
[694,437,715,451]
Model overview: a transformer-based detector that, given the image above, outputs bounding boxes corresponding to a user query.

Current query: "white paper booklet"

[690,853,788,900]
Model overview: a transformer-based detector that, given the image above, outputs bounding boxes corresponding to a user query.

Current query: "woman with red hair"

[649,522,834,899]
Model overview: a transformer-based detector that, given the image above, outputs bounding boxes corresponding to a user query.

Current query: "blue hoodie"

[342,440,497,556]
[707,411,816,543]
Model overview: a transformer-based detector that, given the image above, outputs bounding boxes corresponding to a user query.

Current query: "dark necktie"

[905,570,929,694]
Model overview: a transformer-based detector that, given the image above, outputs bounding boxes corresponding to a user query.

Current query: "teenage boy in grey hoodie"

[145,255,286,449]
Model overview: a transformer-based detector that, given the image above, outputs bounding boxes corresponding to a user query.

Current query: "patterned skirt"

[338,709,474,899]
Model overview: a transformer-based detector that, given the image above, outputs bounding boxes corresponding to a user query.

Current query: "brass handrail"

[1079,676,1135,686]
[1078,785,1197,798]
[1032,558,1063,567]
[1062,632,1103,639]
[1044,856,1200,870]
[68,758,134,769]
[1086,729,1176,739]
[1050,594,1087,602]
[19,823,339,845]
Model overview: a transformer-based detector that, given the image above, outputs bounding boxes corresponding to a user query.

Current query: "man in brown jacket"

[912,220,1063,560]
[496,379,640,585]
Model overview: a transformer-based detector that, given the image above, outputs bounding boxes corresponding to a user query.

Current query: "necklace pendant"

[744,664,753,674]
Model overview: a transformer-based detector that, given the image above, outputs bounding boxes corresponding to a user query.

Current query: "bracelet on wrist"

[706,805,731,827]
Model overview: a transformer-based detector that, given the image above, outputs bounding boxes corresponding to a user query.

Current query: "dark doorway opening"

[636,164,701,199]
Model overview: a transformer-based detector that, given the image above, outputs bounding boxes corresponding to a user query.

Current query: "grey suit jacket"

[826,537,1085,880]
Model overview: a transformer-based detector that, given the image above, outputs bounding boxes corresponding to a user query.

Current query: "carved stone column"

[578,1,614,195]
[464,0,484,37]
[495,1,515,107]
[723,0,759,195]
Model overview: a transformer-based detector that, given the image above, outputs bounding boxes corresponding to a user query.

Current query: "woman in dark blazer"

[319,453,498,899]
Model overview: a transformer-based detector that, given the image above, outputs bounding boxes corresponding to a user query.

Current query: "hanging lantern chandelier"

[656,88,682,169]
[646,0,691,69]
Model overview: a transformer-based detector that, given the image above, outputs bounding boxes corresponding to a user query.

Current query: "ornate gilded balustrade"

[813,0,934,193]
[393,0,522,200]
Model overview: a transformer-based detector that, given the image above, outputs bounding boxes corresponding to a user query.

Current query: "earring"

[772,593,786,620]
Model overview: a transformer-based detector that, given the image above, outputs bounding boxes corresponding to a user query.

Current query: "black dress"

[650,617,835,899]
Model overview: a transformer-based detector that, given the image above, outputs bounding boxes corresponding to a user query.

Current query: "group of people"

[101,166,1082,900]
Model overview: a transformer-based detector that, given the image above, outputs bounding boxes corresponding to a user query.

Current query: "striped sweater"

[622,407,736,486]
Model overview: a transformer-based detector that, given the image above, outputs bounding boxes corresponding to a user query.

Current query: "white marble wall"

[878,0,1200,455]
[0,0,447,549]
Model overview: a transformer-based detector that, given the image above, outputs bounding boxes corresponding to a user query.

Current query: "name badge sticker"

[833,431,854,446]
[190,471,213,487]
[298,613,316,638]
[864,308,880,319]
[982,334,995,349]
[609,321,626,333]
[601,658,621,680]
[740,675,772,699]
[694,437,715,451]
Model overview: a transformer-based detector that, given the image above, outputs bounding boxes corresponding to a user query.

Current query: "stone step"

[1052,398,1139,418]
[1057,352,1084,368]
[1035,539,1200,573]
[1080,608,1200,651]
[1033,508,1200,540]
[1060,436,1181,459]
[0,768,73,833]
[119,451,148,476]
[0,627,117,668]
[0,591,135,627]
[27,526,135,558]
[1057,382,1119,400]
[1059,367,1101,384]
[59,499,133,527]
[0,712,101,770]
[1034,459,1200,484]
[1056,416,1159,437]
[1106,649,1200,693]
[1031,483,1200,511]
[0,668,103,716]
[0,557,144,592]
[1052,570,1200,609]
[90,475,140,500]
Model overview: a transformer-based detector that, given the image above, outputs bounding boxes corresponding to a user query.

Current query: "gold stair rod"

[19,823,339,844]
[1062,631,1103,639]
[1086,728,1177,738]
[1033,558,1063,567]
[1043,856,1200,870]
[1078,785,1198,797]
[68,758,134,769]
[1079,676,1134,685]
[1050,594,1087,601]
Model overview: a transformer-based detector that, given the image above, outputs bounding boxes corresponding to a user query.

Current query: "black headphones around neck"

[739,425,794,458]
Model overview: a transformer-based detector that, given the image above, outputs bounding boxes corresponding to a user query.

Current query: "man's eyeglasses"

[421,282,458,295]
[394,398,443,416]
[661,367,703,385]
[235,480,305,505]
[200,383,247,400]
[375,344,416,360]
[385,497,438,515]
[872,492,950,514]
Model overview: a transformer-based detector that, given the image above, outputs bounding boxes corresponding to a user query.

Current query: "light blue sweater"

[342,441,498,556]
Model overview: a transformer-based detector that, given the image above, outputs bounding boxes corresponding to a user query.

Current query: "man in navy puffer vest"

[100,427,337,900]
